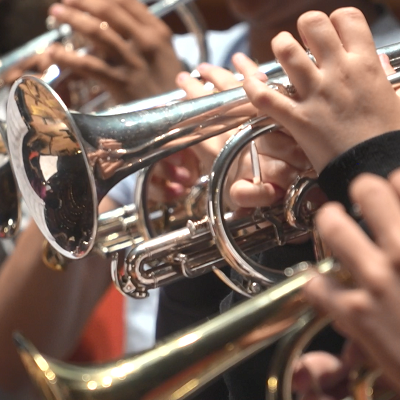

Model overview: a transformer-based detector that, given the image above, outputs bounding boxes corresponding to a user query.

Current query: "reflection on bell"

[6,75,251,258]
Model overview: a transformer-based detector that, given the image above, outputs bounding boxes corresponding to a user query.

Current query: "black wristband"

[318,130,400,211]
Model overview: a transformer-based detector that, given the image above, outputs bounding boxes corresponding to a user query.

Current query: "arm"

[0,195,117,395]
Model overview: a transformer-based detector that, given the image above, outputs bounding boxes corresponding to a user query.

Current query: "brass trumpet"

[15,258,373,400]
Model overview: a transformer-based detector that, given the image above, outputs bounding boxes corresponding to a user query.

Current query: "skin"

[0,196,117,395]
[0,1,396,397]
[292,171,400,398]
[236,8,400,173]
[231,7,400,399]
[46,0,183,104]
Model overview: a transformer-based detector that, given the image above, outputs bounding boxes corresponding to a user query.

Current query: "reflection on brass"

[15,259,377,400]
[20,78,80,157]
[14,260,329,400]
[42,240,67,272]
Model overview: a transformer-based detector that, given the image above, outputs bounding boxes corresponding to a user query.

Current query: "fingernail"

[49,3,65,16]
[233,52,246,62]
[176,71,190,83]
[175,166,191,181]
[197,62,212,72]
[254,71,267,82]
[379,53,390,67]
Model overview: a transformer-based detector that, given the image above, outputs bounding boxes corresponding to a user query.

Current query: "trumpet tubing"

[6,41,400,264]
[113,171,323,298]
[15,258,338,400]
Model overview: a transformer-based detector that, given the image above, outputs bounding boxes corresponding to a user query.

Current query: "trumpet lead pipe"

[0,24,72,77]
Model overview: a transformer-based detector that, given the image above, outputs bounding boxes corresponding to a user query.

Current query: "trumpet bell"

[6,75,251,258]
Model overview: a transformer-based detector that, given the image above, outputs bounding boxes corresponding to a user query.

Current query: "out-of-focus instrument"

[14,258,377,400]
[0,0,208,86]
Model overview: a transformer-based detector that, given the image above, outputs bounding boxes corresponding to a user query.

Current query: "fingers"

[296,11,344,70]
[379,53,397,76]
[349,174,400,265]
[315,201,390,291]
[47,44,121,86]
[147,149,201,203]
[197,62,242,91]
[49,2,135,65]
[242,72,295,119]
[230,179,285,208]
[329,7,376,54]
[232,52,263,80]
[388,168,400,196]
[176,71,213,99]
[271,31,318,97]
[292,351,348,395]
[229,133,310,208]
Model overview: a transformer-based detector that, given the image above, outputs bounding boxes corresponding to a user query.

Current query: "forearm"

[0,220,112,392]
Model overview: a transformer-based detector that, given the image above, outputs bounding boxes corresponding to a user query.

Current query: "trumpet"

[0,0,208,85]
[5,73,289,260]
[15,258,375,400]
[112,121,326,299]
[0,0,210,239]
[6,42,400,265]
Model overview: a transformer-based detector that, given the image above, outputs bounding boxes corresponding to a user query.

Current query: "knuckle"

[365,255,392,297]
[93,2,112,18]
[248,87,270,110]
[345,293,371,320]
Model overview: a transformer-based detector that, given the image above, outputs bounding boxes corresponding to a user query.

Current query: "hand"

[302,169,400,394]
[146,64,250,207]
[226,54,312,208]
[0,53,54,87]
[292,340,385,400]
[235,8,400,173]
[176,63,256,172]
[147,149,201,204]
[47,0,183,104]
[179,61,312,208]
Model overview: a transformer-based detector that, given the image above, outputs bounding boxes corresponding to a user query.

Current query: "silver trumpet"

[6,42,400,263]
[112,118,327,299]
[5,72,291,260]
[0,0,209,239]
[14,258,376,400]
